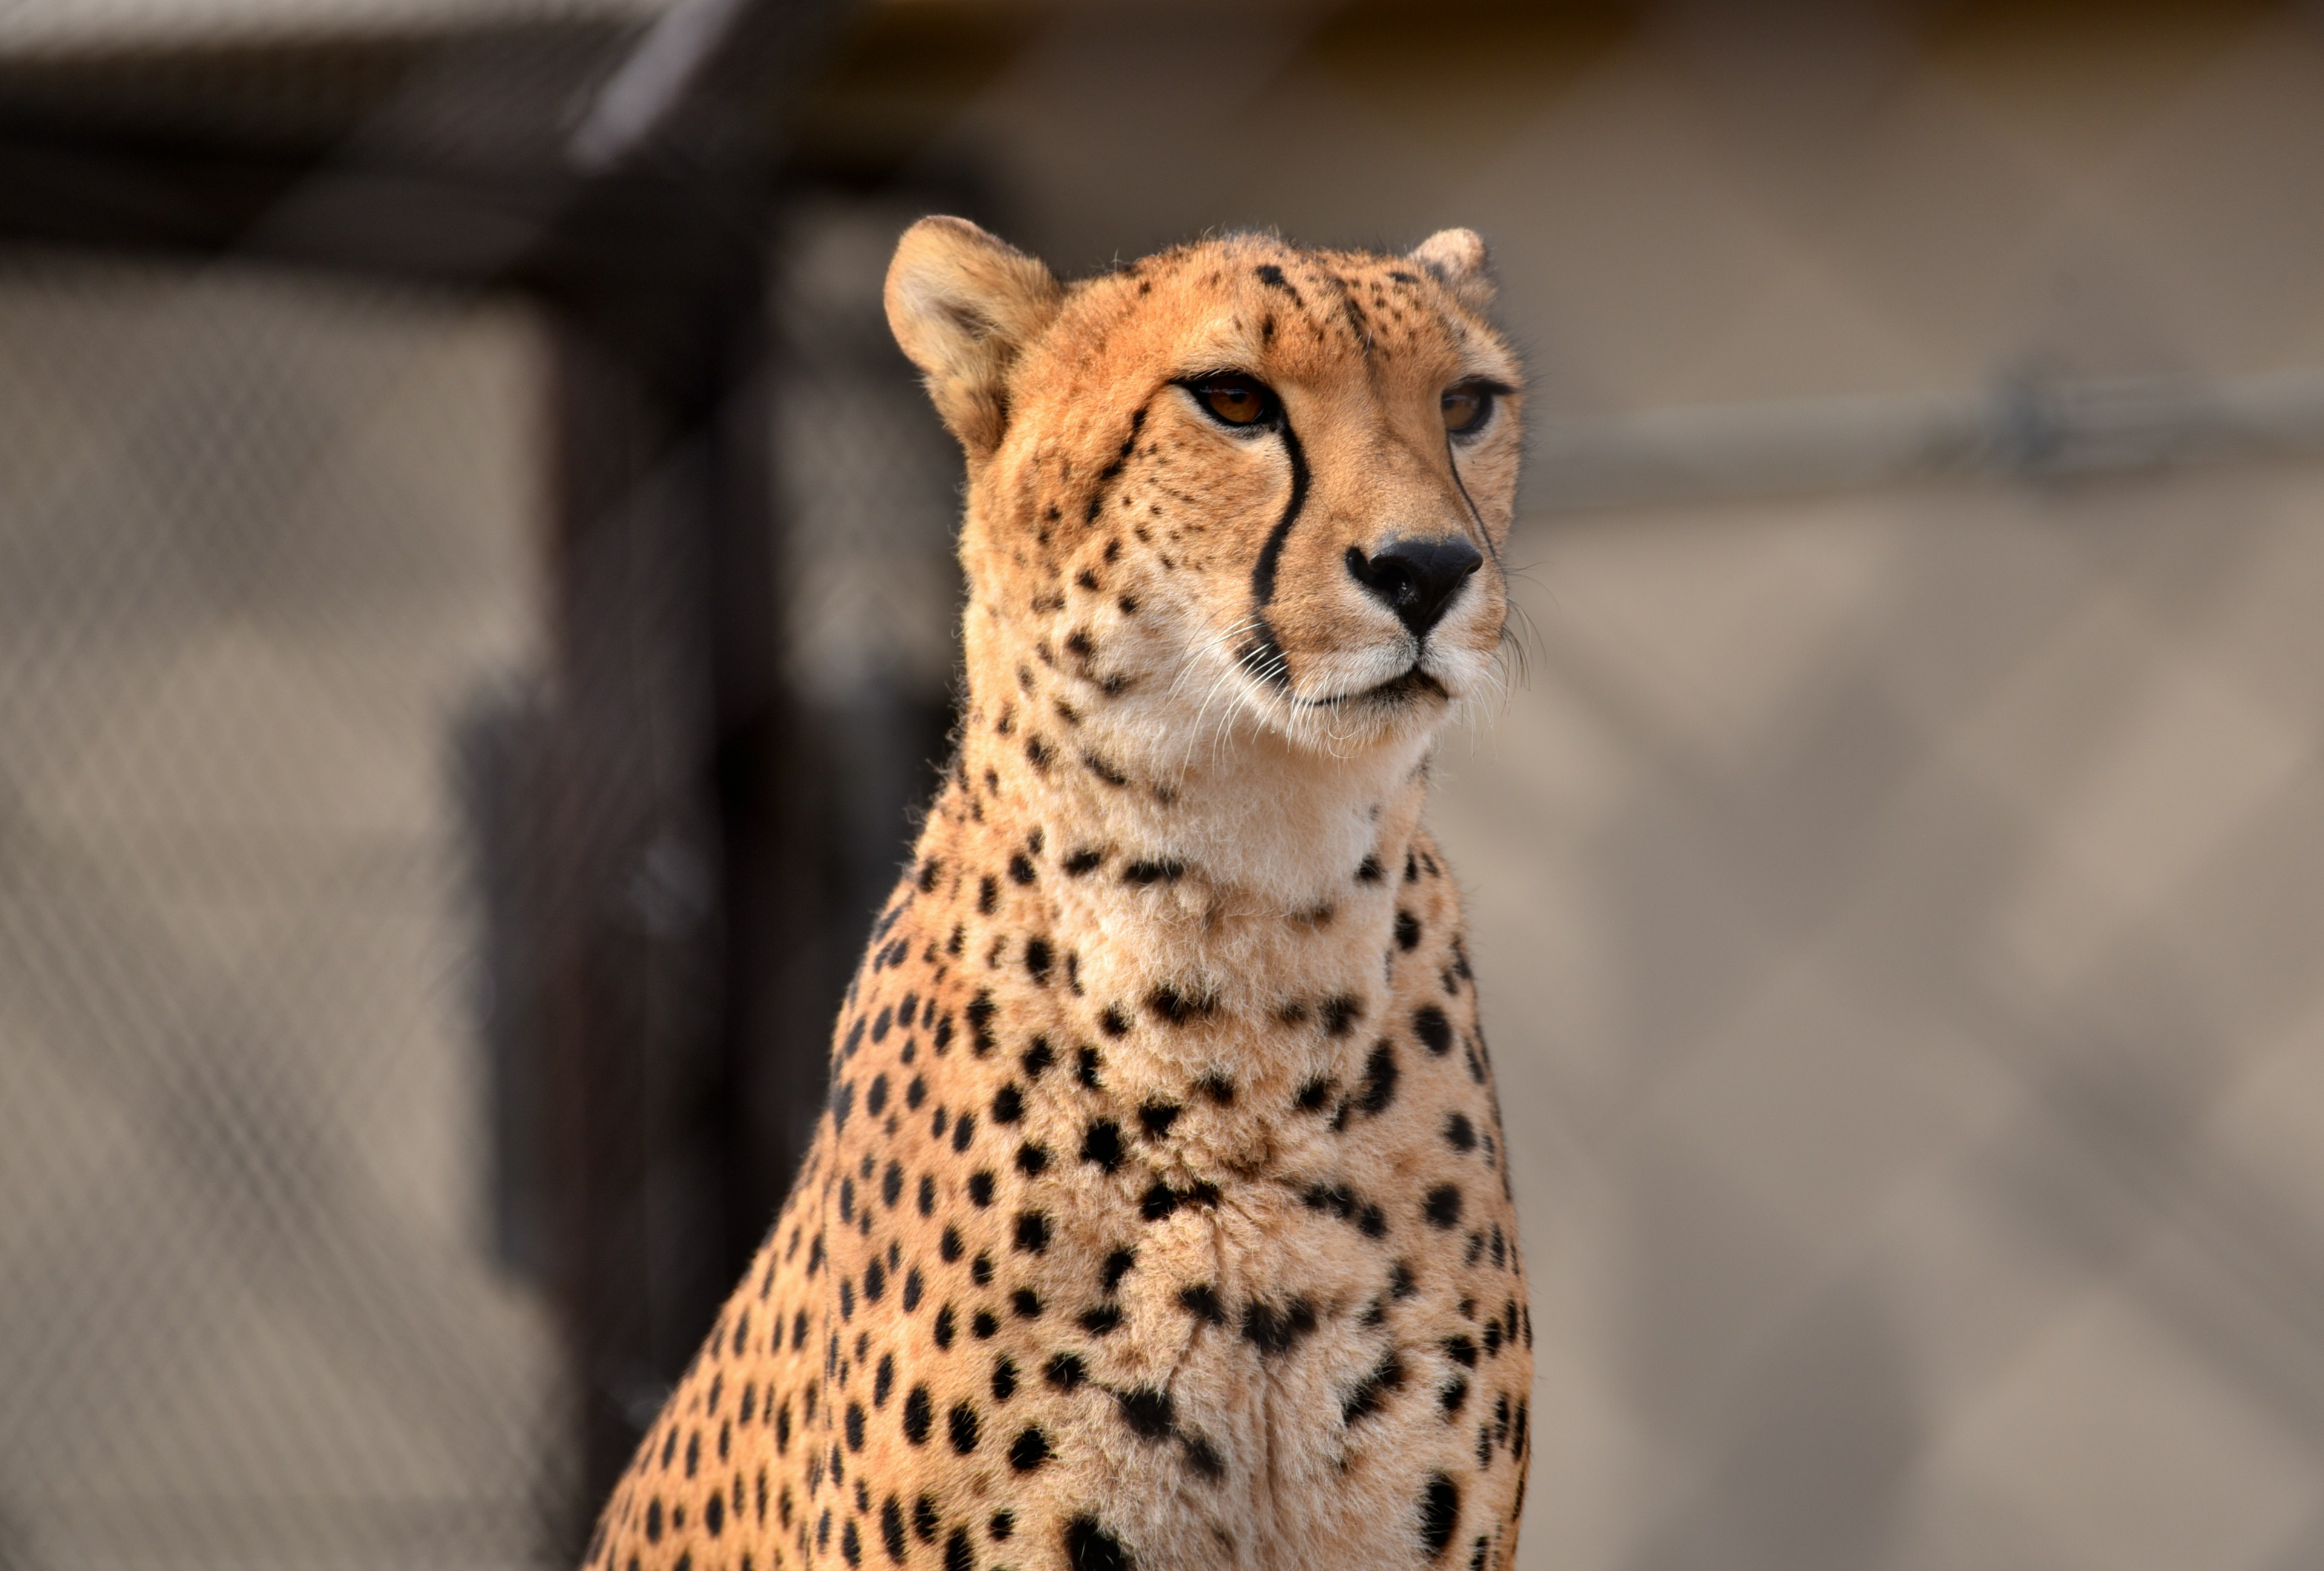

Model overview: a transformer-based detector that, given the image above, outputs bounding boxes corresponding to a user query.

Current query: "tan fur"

[585,221,1532,1571]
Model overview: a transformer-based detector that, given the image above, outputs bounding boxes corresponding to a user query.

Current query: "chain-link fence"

[0,251,567,1570]
[0,7,946,1566]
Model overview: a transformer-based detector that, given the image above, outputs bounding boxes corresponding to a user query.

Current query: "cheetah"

[585,218,1532,1571]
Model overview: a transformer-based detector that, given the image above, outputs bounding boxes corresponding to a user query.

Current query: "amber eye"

[1442,383,1494,435]
[1193,374,1276,427]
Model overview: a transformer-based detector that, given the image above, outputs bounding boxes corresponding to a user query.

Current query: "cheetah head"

[887,219,1521,763]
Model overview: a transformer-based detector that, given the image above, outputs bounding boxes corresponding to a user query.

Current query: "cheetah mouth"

[1295,664,1449,709]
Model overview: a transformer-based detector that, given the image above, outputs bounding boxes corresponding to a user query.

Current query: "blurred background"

[4,1,2323,1569]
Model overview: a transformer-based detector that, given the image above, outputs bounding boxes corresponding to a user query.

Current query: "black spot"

[971,1251,994,1286]
[1357,1041,1399,1116]
[864,1259,885,1302]
[1026,937,1054,984]
[978,877,998,915]
[1064,848,1105,875]
[1241,1296,1318,1357]
[967,992,998,1055]
[1045,1352,1088,1390]
[993,1084,1023,1123]
[1013,1287,1042,1319]
[1295,1076,1334,1111]
[845,1402,866,1451]
[1145,984,1212,1024]
[1022,1038,1055,1076]
[972,1309,999,1339]
[1390,1260,1417,1299]
[940,1226,963,1262]
[1440,1375,1469,1417]
[1424,1184,1463,1228]
[646,1499,663,1543]
[882,1161,904,1207]
[843,1519,859,1567]
[1419,1475,1460,1559]
[1014,1212,1051,1252]
[1082,1119,1124,1171]
[1008,853,1037,886]
[1082,751,1129,787]
[882,1497,908,1563]
[1395,911,1422,950]
[908,1077,927,1112]
[1100,1006,1131,1038]
[1356,855,1384,883]
[901,1387,933,1444]
[1025,736,1055,771]
[1341,1349,1407,1425]
[1140,1184,1178,1221]
[948,1403,980,1454]
[1017,1142,1050,1176]
[991,1356,1017,1400]
[913,1495,940,1544]
[1101,1248,1137,1292]
[1321,995,1362,1037]
[1138,1101,1180,1139]
[1444,1334,1478,1368]
[1009,1426,1052,1471]
[875,1354,894,1406]
[832,1081,856,1133]
[1078,1046,1105,1087]
[872,1006,893,1043]
[1183,1432,1226,1480]
[1122,858,1184,885]
[1414,1005,1452,1056]
[934,1306,955,1349]
[1445,1112,1477,1151]
[1196,1072,1235,1106]
[945,1526,972,1571]
[1116,1386,1175,1440]
[991,1510,1015,1542]
[967,1171,994,1206]
[868,1076,890,1117]
[1065,1515,1133,1571]
[1078,1303,1123,1336]
[1177,1283,1227,1325]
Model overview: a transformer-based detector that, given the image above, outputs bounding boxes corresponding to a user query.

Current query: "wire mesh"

[0,251,566,1571]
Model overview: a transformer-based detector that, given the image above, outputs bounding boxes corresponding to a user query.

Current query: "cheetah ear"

[1408,228,1494,312]
[886,216,1063,459]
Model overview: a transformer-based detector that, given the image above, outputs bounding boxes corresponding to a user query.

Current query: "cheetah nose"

[1345,536,1483,637]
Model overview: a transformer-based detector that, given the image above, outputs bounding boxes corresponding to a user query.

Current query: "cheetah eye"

[1189,374,1278,429]
[1442,381,1496,436]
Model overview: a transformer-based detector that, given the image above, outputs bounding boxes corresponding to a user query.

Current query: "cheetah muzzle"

[585,219,1532,1571]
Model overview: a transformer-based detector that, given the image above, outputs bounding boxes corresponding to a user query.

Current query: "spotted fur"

[585,219,1531,1571]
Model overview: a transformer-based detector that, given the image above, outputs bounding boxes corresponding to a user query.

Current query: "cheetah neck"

[926,615,1445,1039]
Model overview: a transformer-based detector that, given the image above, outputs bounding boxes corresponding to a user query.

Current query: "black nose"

[1347,536,1484,637]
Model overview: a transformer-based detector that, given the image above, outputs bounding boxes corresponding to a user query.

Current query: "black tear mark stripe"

[1243,418,1310,690]
[1444,427,1503,569]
